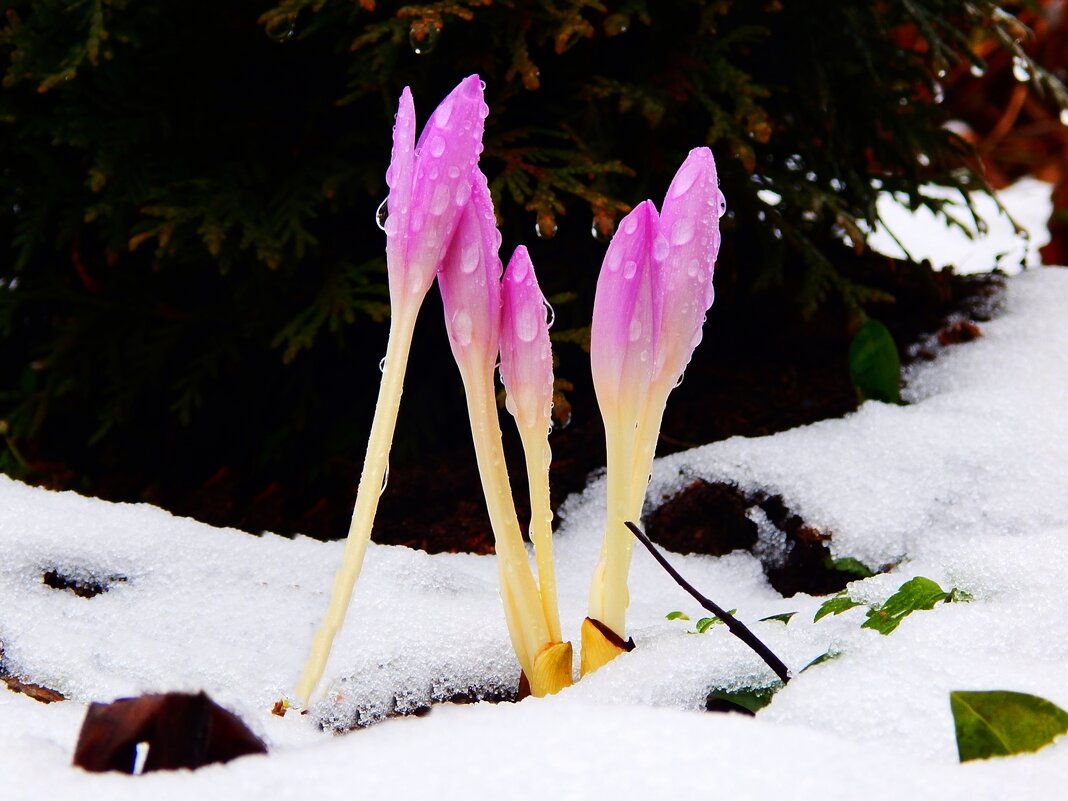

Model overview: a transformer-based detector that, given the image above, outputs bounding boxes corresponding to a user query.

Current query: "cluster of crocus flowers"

[294,73,722,705]
[584,148,724,673]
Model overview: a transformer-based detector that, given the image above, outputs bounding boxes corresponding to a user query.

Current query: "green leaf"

[694,610,735,633]
[862,576,951,635]
[814,592,863,622]
[951,691,1068,762]
[666,611,690,621]
[801,649,842,672]
[759,612,796,624]
[848,319,901,404]
[706,683,784,715]
[828,556,875,579]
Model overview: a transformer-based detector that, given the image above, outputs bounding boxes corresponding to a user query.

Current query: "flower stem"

[461,366,548,679]
[518,427,561,644]
[293,305,418,705]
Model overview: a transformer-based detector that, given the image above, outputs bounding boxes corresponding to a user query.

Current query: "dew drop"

[686,258,700,277]
[606,248,623,272]
[535,218,557,239]
[479,79,487,91]
[623,259,637,279]
[460,239,480,273]
[622,215,638,235]
[511,255,530,283]
[430,183,450,215]
[478,102,490,119]
[411,208,426,232]
[970,62,986,78]
[653,235,669,261]
[409,22,441,55]
[433,98,453,129]
[544,299,555,328]
[429,135,446,158]
[454,180,472,207]
[932,82,944,104]
[670,159,702,198]
[717,195,727,218]
[628,317,642,342]
[591,218,614,242]
[452,310,473,346]
[380,461,390,495]
[670,217,695,246]
[674,370,686,389]
[448,165,461,179]
[1060,108,1068,127]
[515,305,539,342]
[1012,56,1030,82]
[917,152,931,167]
[383,214,400,236]
[375,198,389,231]
[379,356,386,373]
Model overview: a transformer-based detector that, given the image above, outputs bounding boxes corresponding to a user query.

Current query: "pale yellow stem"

[517,425,562,644]
[293,305,418,706]
[461,366,549,679]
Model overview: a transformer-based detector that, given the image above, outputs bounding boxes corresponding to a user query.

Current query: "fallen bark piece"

[3,675,65,704]
[73,691,266,774]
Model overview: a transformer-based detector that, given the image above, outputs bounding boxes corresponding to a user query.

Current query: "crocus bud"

[651,147,724,388]
[589,200,659,422]
[499,246,553,433]
[384,75,489,309]
[438,168,502,372]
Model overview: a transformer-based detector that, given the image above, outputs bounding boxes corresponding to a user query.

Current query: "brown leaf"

[73,691,266,774]
[3,675,65,704]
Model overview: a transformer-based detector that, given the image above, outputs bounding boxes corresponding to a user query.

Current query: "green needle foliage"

[0,1,1061,528]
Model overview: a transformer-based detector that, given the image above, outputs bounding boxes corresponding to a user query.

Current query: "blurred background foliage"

[0,0,1064,537]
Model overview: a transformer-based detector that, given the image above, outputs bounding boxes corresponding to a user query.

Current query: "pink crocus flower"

[586,147,724,660]
[295,75,489,706]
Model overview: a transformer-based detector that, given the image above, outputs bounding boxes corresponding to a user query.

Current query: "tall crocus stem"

[293,304,417,703]
[293,76,487,706]
[518,429,561,644]
[625,521,791,685]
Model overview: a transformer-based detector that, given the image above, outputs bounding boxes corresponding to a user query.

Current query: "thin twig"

[625,521,791,685]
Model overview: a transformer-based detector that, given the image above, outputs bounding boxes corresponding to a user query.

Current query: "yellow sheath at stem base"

[529,641,574,697]
[580,616,632,677]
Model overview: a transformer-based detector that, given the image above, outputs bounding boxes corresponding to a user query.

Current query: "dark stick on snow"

[625,521,791,685]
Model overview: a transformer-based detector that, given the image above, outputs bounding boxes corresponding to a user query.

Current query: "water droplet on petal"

[460,239,480,273]
[670,159,702,198]
[670,217,695,246]
[623,259,637,279]
[411,209,426,232]
[452,310,473,346]
[718,195,727,218]
[375,198,389,231]
[606,248,623,272]
[430,183,450,215]
[515,305,539,342]
[686,258,700,277]
[628,317,642,341]
[674,370,686,389]
[429,135,446,158]
[434,98,453,129]
[454,180,472,207]
[622,215,638,235]
[479,79,487,91]
[383,214,400,236]
[448,165,461,179]
[511,256,530,283]
[653,234,669,261]
[544,299,555,328]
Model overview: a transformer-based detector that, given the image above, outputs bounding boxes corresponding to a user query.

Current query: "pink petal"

[438,168,502,371]
[651,147,723,386]
[386,75,489,305]
[384,86,416,287]
[590,200,659,420]
[500,246,554,432]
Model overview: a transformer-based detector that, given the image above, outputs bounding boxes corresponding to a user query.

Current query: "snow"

[2,180,1067,798]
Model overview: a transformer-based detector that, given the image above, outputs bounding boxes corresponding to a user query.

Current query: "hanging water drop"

[409,20,442,55]
[1012,56,1030,82]
[375,198,389,231]
[674,370,686,389]
[1060,108,1068,127]
[970,62,986,78]
[932,82,944,104]
[543,299,555,329]
[379,356,386,373]
[380,461,390,495]
[535,215,557,239]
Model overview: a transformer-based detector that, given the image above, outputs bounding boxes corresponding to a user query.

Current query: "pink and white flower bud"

[438,169,503,373]
[590,200,659,423]
[499,246,553,433]
[651,147,724,388]
[384,75,490,309]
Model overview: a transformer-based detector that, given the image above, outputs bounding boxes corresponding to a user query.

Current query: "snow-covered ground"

[2,182,1066,799]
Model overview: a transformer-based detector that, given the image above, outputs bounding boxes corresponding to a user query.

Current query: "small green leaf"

[849,319,901,404]
[759,612,796,624]
[694,609,735,633]
[951,691,1068,762]
[862,576,950,635]
[828,556,875,578]
[707,683,784,715]
[814,592,862,622]
[801,649,842,672]
[666,611,689,621]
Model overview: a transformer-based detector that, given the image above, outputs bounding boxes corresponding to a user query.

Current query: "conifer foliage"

[0,1,1060,530]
